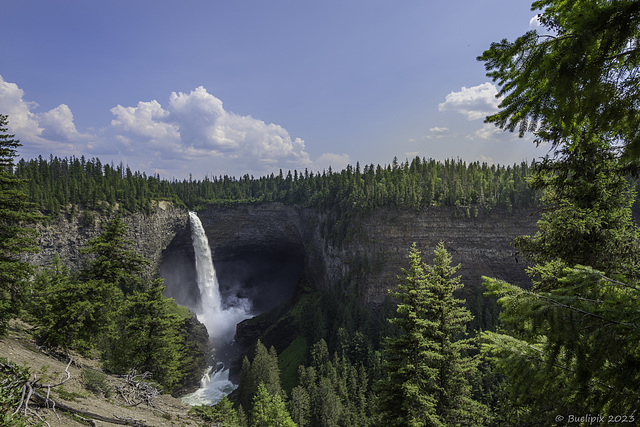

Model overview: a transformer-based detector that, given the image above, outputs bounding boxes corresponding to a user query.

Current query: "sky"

[1,0,546,180]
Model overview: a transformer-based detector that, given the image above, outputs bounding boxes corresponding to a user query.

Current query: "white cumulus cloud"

[0,75,89,155]
[108,86,315,177]
[1,77,344,178]
[529,15,542,29]
[39,104,81,141]
[438,82,501,121]
[0,76,43,141]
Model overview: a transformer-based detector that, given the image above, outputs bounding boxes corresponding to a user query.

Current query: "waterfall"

[183,211,252,405]
[189,211,222,315]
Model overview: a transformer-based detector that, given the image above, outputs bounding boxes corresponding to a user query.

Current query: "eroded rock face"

[28,202,538,308]
[319,207,537,305]
[159,203,538,308]
[23,201,189,282]
[160,204,306,314]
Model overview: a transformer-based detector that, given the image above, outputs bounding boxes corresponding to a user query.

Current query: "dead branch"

[3,360,155,426]
[30,391,152,426]
[117,369,160,408]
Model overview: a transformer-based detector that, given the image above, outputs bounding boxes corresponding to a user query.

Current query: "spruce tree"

[481,140,640,422]
[515,140,640,289]
[81,213,148,295]
[377,243,488,426]
[28,256,123,355]
[102,281,184,392]
[250,383,296,427]
[479,0,640,158]
[238,340,283,412]
[0,115,39,335]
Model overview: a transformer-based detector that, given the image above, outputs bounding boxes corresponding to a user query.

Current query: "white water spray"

[183,211,252,405]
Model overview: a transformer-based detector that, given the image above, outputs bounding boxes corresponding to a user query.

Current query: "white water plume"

[181,363,237,406]
[184,211,252,405]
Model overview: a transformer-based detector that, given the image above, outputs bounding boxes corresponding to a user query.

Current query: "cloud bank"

[0,77,344,178]
[108,86,315,176]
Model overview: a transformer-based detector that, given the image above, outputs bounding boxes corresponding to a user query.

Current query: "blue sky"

[1,0,544,179]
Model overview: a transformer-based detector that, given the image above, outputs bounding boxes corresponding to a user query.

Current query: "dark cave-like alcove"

[159,234,305,317]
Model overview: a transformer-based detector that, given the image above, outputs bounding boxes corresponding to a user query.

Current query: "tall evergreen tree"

[250,382,297,427]
[377,243,488,426]
[238,340,284,413]
[27,256,123,355]
[0,115,39,335]
[479,0,640,158]
[81,213,148,295]
[515,139,640,289]
[102,281,185,392]
[481,140,640,423]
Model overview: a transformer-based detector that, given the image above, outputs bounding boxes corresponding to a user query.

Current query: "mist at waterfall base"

[182,212,253,406]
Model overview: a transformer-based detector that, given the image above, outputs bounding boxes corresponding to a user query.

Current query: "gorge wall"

[23,201,189,283]
[159,203,538,311]
[27,202,538,309]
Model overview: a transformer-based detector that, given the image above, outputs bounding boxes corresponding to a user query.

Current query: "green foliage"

[515,141,640,288]
[54,385,85,402]
[250,383,296,427]
[0,358,30,426]
[278,336,308,392]
[377,243,489,426]
[189,397,240,426]
[14,155,179,216]
[102,281,185,392]
[293,340,373,427]
[27,256,123,355]
[0,115,40,336]
[480,120,640,420]
[482,267,640,423]
[82,368,113,398]
[81,213,148,295]
[479,0,640,158]
[238,340,284,412]
[15,154,538,219]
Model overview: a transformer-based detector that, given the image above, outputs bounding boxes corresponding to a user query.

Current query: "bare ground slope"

[1,320,202,427]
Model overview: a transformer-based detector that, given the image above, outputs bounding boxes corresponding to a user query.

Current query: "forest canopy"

[13,155,538,217]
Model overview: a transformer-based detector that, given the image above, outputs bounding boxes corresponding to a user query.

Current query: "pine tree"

[479,0,640,158]
[102,281,184,392]
[0,115,40,335]
[28,256,123,355]
[251,382,296,427]
[515,140,640,289]
[81,213,148,294]
[377,243,488,426]
[481,139,640,422]
[238,340,284,412]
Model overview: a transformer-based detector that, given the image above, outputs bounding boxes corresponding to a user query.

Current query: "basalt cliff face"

[160,203,538,310]
[23,201,189,282]
[27,202,538,308]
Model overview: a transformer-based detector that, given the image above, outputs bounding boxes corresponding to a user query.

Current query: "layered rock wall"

[168,204,538,306]
[313,207,537,305]
[23,201,189,282]
[27,202,538,306]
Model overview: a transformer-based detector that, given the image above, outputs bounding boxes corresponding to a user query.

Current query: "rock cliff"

[160,203,538,309]
[23,201,189,282]
[27,202,538,308]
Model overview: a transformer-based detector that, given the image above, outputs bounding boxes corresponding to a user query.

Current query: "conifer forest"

[2,1,640,426]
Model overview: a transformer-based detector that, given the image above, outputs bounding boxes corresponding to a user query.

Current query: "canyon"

[26,202,538,312]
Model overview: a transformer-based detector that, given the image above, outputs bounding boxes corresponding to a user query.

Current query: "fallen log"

[30,390,152,426]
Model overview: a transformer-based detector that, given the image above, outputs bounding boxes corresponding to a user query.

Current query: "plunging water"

[182,211,252,405]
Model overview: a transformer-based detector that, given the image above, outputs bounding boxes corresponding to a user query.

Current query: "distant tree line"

[14,155,180,216]
[13,155,539,219]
